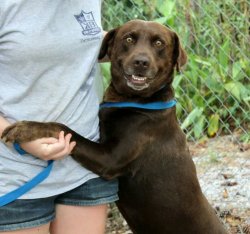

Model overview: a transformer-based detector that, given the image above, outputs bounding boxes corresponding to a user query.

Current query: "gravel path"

[106,135,250,234]
[191,135,250,233]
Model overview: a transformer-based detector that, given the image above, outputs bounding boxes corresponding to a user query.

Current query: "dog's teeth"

[132,75,147,81]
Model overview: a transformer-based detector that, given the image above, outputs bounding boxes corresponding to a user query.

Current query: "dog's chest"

[99,108,149,140]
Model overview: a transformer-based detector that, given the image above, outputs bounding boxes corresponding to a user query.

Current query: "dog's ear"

[173,33,187,72]
[98,28,118,60]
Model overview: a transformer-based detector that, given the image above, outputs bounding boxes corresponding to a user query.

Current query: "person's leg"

[0,223,50,234]
[51,177,119,234]
[50,204,107,234]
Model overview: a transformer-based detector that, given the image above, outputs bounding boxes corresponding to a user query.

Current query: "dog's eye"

[154,40,163,47]
[126,37,134,43]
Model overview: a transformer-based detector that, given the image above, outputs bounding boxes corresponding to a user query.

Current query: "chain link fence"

[102,1,250,232]
[102,0,250,144]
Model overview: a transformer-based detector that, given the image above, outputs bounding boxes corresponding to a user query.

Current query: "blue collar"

[100,99,176,110]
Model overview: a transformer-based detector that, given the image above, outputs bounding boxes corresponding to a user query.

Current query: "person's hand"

[19,131,76,161]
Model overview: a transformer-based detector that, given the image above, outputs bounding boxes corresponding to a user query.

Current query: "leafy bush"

[101,0,250,141]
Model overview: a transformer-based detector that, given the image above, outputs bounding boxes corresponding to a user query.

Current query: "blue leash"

[0,148,54,207]
[0,99,176,207]
[0,160,53,207]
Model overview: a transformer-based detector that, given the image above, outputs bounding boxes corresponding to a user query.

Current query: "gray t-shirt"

[0,0,103,198]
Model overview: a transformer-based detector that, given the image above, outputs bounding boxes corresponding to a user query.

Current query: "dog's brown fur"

[2,20,227,234]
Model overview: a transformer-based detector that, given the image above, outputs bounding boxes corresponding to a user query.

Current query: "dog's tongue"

[131,75,147,85]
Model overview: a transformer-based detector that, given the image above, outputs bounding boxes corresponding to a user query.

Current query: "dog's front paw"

[1,121,65,143]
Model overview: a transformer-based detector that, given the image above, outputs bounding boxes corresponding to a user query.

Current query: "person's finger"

[58,132,71,153]
[58,131,65,142]
[50,131,67,152]
[65,133,72,144]
[59,133,71,156]
[65,133,72,148]
[69,141,76,154]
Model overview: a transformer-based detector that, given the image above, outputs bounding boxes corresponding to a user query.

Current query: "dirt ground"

[106,134,250,234]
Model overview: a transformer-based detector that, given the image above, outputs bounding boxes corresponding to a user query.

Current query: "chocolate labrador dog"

[2,20,227,233]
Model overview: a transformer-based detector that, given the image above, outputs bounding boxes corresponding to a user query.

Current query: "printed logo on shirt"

[74,11,101,36]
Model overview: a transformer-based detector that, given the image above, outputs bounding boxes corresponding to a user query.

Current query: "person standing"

[0,1,118,233]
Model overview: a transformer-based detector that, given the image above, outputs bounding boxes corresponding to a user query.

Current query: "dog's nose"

[133,56,150,69]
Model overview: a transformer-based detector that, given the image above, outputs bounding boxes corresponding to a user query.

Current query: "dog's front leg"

[1,120,147,179]
[71,131,148,179]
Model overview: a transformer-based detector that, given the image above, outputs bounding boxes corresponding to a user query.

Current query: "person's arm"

[0,116,75,160]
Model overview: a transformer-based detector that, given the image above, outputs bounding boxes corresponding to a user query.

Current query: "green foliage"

[100,63,111,90]
[102,0,250,141]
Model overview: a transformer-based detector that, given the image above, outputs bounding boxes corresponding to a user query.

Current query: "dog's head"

[99,20,187,97]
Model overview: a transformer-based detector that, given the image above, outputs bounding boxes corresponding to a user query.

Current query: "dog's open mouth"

[124,74,151,91]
